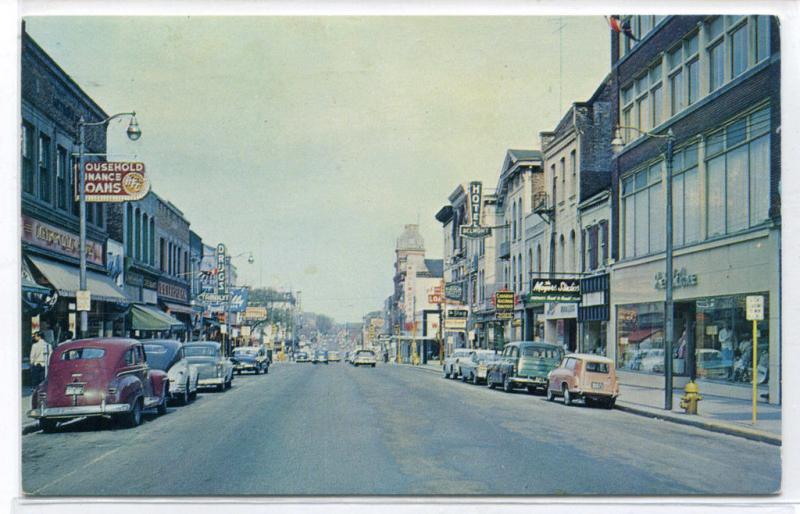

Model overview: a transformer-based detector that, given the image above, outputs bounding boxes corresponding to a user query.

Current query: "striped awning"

[28,255,129,304]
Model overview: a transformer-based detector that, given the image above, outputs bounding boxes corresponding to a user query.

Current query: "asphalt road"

[22,362,780,496]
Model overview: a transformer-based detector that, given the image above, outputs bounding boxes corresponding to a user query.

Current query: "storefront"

[609,228,780,404]
[158,277,192,338]
[578,273,610,355]
[542,302,578,352]
[523,303,544,341]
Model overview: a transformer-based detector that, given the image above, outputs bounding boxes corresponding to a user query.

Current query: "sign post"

[746,295,764,425]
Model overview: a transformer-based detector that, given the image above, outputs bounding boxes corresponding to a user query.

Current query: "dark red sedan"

[28,338,170,432]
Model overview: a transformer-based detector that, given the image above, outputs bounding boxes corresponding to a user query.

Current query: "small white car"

[142,340,199,405]
[352,349,377,367]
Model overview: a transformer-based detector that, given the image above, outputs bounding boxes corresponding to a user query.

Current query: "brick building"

[607,15,781,403]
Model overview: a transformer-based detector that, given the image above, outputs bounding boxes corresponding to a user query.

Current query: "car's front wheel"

[503,375,513,393]
[546,387,555,401]
[486,372,495,389]
[563,384,572,406]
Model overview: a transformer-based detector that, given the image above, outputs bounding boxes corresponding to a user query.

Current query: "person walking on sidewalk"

[29,332,51,387]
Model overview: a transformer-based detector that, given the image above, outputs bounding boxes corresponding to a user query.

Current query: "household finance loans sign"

[81,162,149,202]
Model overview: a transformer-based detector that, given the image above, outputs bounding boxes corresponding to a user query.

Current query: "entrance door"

[565,319,577,353]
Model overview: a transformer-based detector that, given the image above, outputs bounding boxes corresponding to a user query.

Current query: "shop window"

[616,302,664,372]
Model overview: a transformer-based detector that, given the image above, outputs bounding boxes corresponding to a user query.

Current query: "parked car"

[142,340,199,406]
[296,351,310,363]
[231,346,269,375]
[486,341,563,393]
[184,342,234,391]
[442,348,474,379]
[313,349,329,364]
[29,338,169,431]
[329,350,342,362]
[547,353,619,408]
[458,349,501,384]
[352,349,377,367]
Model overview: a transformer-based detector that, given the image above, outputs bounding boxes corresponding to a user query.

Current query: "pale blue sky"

[25,16,610,322]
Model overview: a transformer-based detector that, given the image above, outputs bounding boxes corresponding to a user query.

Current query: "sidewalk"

[399,361,781,445]
[21,386,37,434]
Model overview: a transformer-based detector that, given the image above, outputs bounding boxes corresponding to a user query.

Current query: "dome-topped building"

[396,224,425,251]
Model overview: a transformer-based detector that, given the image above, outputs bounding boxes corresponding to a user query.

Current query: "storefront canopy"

[130,304,184,331]
[28,255,129,304]
[162,301,194,316]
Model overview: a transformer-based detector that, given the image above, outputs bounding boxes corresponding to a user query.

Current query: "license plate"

[65,383,84,395]
[591,382,604,390]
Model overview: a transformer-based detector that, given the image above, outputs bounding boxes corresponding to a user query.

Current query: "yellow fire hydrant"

[680,381,703,414]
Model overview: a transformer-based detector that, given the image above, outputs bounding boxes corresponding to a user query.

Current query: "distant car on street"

[352,349,377,367]
[486,341,563,393]
[328,350,341,362]
[442,348,475,379]
[296,351,310,363]
[184,342,234,391]
[231,346,269,375]
[458,349,501,384]
[547,353,619,408]
[313,349,329,364]
[142,340,199,405]
[29,338,170,431]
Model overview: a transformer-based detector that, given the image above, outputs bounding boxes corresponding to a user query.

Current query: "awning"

[162,301,195,315]
[130,304,184,331]
[28,255,129,304]
[22,275,51,295]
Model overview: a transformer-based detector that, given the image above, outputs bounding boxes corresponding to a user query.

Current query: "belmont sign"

[82,161,149,202]
[528,279,581,303]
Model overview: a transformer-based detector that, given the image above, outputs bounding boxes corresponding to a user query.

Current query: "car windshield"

[521,346,561,359]
[357,351,374,357]
[233,348,258,356]
[142,344,177,370]
[185,345,218,357]
[60,347,105,361]
[585,361,609,373]
[476,351,500,362]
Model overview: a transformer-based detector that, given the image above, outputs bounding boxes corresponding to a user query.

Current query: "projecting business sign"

[444,282,464,302]
[495,291,515,312]
[81,162,149,202]
[468,181,482,225]
[216,244,227,295]
[528,279,581,303]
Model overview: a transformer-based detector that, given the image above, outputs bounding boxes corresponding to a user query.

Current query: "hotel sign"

[460,181,491,239]
[22,216,103,265]
[528,279,581,303]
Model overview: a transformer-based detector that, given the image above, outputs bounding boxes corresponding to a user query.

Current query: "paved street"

[22,362,780,496]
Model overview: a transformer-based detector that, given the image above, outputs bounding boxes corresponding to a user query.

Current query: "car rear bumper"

[510,376,548,386]
[28,402,131,419]
[198,377,225,386]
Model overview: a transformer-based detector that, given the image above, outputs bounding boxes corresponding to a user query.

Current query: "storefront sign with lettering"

[654,268,698,290]
[22,216,103,265]
[158,279,189,303]
[528,279,581,303]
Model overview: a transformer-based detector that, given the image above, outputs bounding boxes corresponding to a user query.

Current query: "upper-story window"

[22,123,35,195]
[38,134,51,203]
[621,59,663,143]
[511,202,517,241]
[569,150,577,197]
[671,142,701,247]
[707,16,771,94]
[551,164,557,207]
[667,32,699,117]
[619,15,668,57]
[56,146,67,210]
[70,155,79,215]
[517,198,523,240]
[559,157,566,203]
[622,160,664,259]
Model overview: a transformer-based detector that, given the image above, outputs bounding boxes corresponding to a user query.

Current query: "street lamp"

[611,126,675,411]
[77,112,141,338]
[223,251,254,355]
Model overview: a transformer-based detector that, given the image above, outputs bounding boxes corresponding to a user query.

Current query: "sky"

[24,16,611,322]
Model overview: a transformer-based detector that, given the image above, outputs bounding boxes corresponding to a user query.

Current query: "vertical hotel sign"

[216,244,227,295]
[469,181,482,225]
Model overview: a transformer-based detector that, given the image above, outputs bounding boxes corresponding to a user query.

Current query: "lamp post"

[612,126,675,411]
[77,112,141,338]
[222,251,254,356]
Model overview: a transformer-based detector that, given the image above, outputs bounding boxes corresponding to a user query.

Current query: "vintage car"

[328,350,341,362]
[296,351,310,363]
[231,346,269,375]
[547,353,619,408]
[142,340,199,405]
[458,349,501,385]
[352,349,377,367]
[486,341,563,393]
[29,338,169,431]
[442,348,474,379]
[313,349,329,364]
[184,342,234,391]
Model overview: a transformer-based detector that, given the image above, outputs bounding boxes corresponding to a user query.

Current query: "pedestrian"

[59,330,73,345]
[29,332,51,388]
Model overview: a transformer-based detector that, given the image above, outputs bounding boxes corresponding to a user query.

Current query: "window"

[599,220,609,265]
[705,106,771,237]
[667,33,699,116]
[708,16,768,94]
[70,156,79,215]
[512,202,517,240]
[570,150,577,196]
[622,162,663,258]
[87,200,95,224]
[559,234,565,272]
[96,204,104,227]
[134,209,141,261]
[518,253,523,292]
[56,146,67,209]
[160,238,167,272]
[616,302,664,371]
[22,123,34,194]
[671,143,701,246]
[622,59,662,142]
[585,361,609,374]
[61,348,105,360]
[621,85,634,143]
[709,41,725,92]
[150,219,156,266]
[38,134,51,203]
[142,215,149,264]
[755,16,770,63]
[730,23,749,78]
[559,158,566,202]
[126,204,134,256]
[569,230,576,273]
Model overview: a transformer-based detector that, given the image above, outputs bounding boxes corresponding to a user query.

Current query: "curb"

[614,403,781,446]
[400,364,781,446]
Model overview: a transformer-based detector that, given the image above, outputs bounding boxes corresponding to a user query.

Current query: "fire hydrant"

[680,381,703,414]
